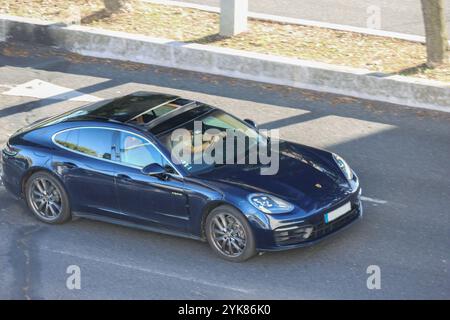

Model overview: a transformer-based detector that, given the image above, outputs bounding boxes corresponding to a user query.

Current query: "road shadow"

[2,41,448,129]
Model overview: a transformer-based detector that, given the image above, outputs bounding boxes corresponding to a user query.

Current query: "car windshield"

[157,110,267,174]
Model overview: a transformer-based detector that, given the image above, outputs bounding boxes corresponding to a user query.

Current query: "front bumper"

[254,188,363,251]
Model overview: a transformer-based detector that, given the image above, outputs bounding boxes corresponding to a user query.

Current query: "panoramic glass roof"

[82,92,181,123]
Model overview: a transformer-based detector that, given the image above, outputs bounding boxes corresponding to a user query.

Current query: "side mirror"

[244,119,258,129]
[142,163,167,178]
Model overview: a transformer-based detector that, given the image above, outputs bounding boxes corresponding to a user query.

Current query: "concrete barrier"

[1,15,449,112]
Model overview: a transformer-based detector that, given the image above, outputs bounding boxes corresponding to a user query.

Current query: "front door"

[114,131,189,231]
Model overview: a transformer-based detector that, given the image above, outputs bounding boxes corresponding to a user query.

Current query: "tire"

[25,171,71,224]
[205,205,257,262]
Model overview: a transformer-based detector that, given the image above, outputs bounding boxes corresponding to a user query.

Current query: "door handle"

[116,174,133,183]
[63,162,78,169]
[57,161,78,170]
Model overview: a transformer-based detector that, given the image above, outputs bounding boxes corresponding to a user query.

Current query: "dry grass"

[1,0,449,83]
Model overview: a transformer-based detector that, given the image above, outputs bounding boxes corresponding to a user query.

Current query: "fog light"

[301,227,314,239]
[293,226,313,239]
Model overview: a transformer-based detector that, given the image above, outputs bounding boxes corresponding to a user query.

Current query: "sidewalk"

[2,0,449,83]
[145,0,450,45]
[172,0,450,36]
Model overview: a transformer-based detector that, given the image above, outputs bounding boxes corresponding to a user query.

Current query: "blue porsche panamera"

[1,92,362,262]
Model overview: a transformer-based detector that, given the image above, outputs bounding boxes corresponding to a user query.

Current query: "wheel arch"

[21,166,73,224]
[21,166,65,197]
[200,200,246,239]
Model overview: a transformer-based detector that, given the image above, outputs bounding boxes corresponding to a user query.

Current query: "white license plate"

[324,202,351,223]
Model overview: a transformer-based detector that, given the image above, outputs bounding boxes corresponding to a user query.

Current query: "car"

[1,91,362,262]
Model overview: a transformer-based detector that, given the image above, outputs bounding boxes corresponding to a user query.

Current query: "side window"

[54,128,115,160]
[54,129,79,151]
[118,132,163,168]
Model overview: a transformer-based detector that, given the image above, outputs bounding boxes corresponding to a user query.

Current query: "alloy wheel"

[210,213,247,257]
[29,177,63,221]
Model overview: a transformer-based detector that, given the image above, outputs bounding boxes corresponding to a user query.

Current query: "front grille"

[312,207,359,239]
[274,205,360,246]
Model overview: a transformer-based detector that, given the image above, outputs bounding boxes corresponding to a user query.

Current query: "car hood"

[196,141,352,211]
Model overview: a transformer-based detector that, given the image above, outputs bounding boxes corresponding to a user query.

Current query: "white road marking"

[361,196,388,204]
[2,79,101,102]
[42,247,252,294]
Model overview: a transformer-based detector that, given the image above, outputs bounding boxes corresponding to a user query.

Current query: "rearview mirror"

[244,119,258,129]
[142,163,167,178]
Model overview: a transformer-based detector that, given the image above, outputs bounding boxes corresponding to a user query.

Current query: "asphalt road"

[0,42,449,299]
[177,0,450,36]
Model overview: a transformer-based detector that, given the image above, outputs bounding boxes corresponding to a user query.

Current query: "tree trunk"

[421,0,449,67]
[103,0,136,12]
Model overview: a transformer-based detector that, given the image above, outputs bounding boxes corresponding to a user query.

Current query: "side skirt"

[72,211,205,242]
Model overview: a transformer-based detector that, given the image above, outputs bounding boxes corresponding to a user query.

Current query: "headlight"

[332,153,353,180]
[247,193,294,214]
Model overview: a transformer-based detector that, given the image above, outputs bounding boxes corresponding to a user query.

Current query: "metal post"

[220,0,248,37]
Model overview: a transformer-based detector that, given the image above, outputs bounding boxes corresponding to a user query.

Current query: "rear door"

[53,127,121,217]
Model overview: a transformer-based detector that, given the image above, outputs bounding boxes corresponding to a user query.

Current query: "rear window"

[54,128,116,160]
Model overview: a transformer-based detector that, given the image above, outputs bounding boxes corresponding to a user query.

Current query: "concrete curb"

[143,0,450,45]
[1,15,449,112]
